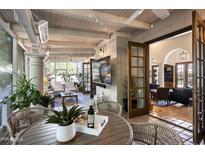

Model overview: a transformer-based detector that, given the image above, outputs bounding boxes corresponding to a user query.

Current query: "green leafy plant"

[39,94,56,108]
[46,103,84,126]
[0,74,42,110]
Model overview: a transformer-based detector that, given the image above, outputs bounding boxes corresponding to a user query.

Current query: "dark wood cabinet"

[164,64,174,88]
[152,65,159,84]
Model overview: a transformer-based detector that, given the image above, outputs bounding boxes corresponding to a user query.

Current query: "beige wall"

[149,32,192,86]
[150,32,192,65]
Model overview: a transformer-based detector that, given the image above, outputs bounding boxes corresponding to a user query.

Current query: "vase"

[56,123,76,142]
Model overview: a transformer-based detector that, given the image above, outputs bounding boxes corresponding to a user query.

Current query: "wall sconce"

[99,47,104,56]
[180,50,187,60]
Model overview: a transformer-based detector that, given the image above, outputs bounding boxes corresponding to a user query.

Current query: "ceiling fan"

[125,9,170,24]
[152,9,170,19]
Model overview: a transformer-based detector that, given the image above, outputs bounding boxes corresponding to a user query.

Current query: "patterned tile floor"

[122,112,193,145]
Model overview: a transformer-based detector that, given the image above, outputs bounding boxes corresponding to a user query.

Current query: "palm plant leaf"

[67,105,78,119]
[52,110,61,118]
[47,105,84,126]
[46,115,60,124]
[62,102,68,117]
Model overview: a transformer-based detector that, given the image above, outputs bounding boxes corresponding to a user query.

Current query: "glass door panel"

[188,63,193,88]
[83,62,91,93]
[128,41,149,118]
[176,62,193,88]
[176,64,185,88]
[192,10,205,144]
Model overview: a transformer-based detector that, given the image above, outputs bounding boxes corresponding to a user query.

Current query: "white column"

[24,54,29,79]
[26,53,45,92]
[12,39,18,91]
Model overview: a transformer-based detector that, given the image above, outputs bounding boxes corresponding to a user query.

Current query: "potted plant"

[46,103,84,142]
[0,74,42,111]
[75,73,83,92]
[39,94,56,108]
[122,76,137,112]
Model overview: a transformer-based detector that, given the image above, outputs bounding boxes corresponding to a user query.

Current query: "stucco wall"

[116,37,129,105]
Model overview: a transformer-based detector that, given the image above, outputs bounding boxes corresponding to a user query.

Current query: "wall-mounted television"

[92,56,112,85]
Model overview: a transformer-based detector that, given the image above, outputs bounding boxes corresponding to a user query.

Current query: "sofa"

[169,88,192,106]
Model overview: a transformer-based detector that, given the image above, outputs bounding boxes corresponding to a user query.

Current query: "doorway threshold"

[149,113,192,132]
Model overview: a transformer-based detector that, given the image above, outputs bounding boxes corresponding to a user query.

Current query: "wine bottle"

[87,105,95,128]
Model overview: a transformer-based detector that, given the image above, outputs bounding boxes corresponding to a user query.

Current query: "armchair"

[65,81,77,92]
[52,81,64,93]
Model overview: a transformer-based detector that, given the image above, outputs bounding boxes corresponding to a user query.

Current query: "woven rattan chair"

[131,123,183,145]
[7,107,53,141]
[0,125,13,145]
[97,101,122,115]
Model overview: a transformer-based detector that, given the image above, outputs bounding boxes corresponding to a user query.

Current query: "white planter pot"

[13,108,19,113]
[56,123,76,142]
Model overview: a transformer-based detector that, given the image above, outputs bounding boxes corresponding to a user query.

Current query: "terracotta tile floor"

[150,103,193,131]
[122,112,193,145]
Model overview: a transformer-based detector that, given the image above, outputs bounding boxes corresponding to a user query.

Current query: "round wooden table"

[16,111,133,145]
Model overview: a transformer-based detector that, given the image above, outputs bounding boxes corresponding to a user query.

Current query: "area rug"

[154,100,178,107]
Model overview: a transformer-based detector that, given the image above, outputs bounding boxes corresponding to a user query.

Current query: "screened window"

[0,28,13,126]
[45,62,82,83]
[176,62,192,88]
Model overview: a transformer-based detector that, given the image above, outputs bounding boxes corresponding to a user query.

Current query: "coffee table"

[60,91,78,103]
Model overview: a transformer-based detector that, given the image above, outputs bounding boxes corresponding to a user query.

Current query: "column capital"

[25,52,46,58]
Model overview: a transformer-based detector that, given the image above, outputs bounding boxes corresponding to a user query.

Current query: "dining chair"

[0,125,13,145]
[152,87,170,104]
[97,101,122,115]
[7,107,53,141]
[131,123,183,145]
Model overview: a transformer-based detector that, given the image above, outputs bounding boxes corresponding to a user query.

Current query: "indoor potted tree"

[46,103,84,142]
[122,76,137,112]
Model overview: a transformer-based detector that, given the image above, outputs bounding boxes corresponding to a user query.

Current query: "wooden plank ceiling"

[0,9,174,61]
